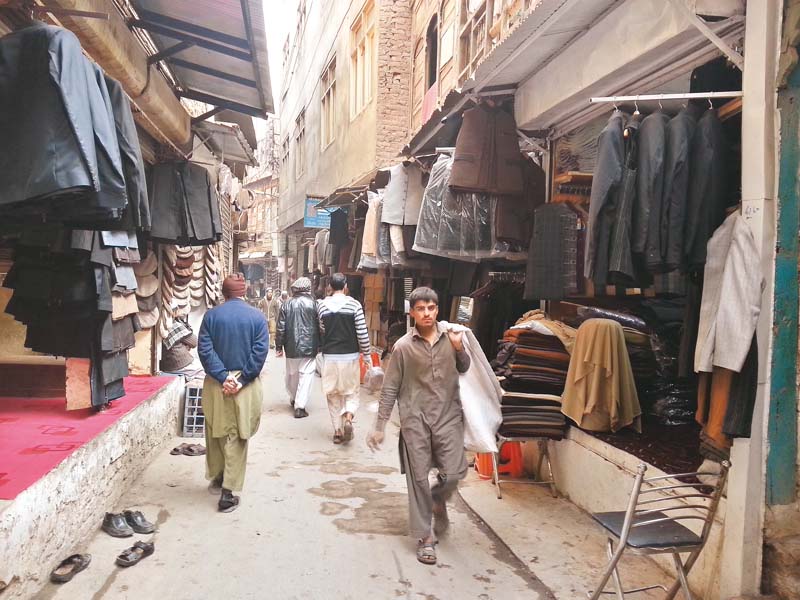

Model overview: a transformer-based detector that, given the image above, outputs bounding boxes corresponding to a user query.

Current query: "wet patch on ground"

[308,477,407,535]
[299,451,396,476]
[320,501,349,516]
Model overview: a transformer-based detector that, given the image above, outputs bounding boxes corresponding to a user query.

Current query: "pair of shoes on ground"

[102,510,156,537]
[294,407,309,419]
[50,541,155,583]
[170,442,206,456]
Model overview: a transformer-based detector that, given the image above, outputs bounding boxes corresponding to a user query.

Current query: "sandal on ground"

[115,541,154,568]
[416,540,437,565]
[50,554,91,583]
[170,443,190,455]
[342,417,354,443]
[333,430,343,444]
[181,444,206,456]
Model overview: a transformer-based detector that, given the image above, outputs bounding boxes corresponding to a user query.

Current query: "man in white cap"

[276,277,320,418]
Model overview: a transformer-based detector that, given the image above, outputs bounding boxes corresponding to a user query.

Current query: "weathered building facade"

[278,0,413,247]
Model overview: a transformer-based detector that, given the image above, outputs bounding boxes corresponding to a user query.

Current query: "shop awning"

[215,109,258,150]
[317,186,369,210]
[131,0,274,118]
[459,0,744,135]
[401,89,470,157]
[461,0,626,94]
[194,121,256,179]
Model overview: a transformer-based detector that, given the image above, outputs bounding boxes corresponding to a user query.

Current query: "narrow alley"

[35,360,551,600]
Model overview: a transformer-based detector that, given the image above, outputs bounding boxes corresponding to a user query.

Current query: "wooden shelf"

[553,171,593,185]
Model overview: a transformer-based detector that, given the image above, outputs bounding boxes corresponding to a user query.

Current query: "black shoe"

[123,510,155,534]
[102,512,134,537]
[218,489,240,513]
[294,408,309,419]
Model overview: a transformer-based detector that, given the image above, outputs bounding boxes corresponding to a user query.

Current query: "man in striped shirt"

[317,273,370,444]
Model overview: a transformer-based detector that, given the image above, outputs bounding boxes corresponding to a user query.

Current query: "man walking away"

[276,277,320,419]
[259,288,281,349]
[317,273,370,444]
[366,287,469,565]
[198,274,269,513]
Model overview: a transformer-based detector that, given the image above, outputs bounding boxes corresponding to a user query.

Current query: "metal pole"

[590,91,743,104]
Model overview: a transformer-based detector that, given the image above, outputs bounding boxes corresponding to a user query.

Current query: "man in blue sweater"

[198,274,269,512]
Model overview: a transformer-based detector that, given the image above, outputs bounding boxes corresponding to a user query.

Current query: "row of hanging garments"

[585,102,730,288]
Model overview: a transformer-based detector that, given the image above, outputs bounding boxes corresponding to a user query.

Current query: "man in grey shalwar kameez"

[367,287,470,565]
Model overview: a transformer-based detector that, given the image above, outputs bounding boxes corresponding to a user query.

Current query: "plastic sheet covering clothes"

[413,155,503,262]
[441,321,502,453]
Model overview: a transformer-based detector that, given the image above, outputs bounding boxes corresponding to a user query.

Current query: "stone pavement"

[35,358,552,600]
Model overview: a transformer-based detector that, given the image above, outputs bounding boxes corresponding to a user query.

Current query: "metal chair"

[588,460,730,600]
[491,436,558,499]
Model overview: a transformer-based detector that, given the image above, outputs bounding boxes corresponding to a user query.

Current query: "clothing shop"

[0,2,272,596]
[388,1,777,596]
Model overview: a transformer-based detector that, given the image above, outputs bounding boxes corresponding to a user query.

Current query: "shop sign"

[303,197,332,228]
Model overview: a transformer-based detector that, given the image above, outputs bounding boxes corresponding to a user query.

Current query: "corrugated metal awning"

[131,0,273,117]
[194,120,256,179]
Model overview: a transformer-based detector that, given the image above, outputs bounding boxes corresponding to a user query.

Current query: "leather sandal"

[416,540,437,565]
[115,541,154,568]
[342,414,354,443]
[170,443,190,455]
[333,430,343,444]
[50,554,91,583]
[181,444,206,456]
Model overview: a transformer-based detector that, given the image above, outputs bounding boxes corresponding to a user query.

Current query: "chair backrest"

[616,461,731,548]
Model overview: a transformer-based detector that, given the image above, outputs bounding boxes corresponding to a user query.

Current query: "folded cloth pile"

[499,392,567,440]
[494,329,571,394]
[0,24,149,230]
[149,162,222,245]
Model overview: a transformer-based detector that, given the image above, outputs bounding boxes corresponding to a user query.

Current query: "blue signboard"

[303,197,333,228]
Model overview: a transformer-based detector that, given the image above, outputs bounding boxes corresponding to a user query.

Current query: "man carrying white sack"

[366,286,470,566]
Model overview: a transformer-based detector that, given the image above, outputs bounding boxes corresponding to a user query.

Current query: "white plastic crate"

[182,386,205,437]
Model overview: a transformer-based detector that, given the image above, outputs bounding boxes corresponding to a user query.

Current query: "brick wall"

[375,0,413,166]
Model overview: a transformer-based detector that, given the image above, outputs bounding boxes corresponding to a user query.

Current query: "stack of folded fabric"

[499,392,567,439]
[496,329,571,394]
[149,162,222,246]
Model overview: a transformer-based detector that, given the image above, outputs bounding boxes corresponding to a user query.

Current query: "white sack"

[441,321,502,453]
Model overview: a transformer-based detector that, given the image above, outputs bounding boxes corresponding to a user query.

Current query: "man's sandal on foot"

[416,540,437,565]
[342,414,354,442]
[333,430,343,444]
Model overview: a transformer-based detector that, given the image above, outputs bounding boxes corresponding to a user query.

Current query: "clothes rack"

[590,91,743,104]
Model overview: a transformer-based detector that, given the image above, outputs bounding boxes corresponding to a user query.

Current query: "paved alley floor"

[36,359,552,600]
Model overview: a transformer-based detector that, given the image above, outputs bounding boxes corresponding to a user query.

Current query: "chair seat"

[591,511,703,549]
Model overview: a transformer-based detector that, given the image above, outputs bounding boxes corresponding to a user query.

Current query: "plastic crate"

[182,386,205,437]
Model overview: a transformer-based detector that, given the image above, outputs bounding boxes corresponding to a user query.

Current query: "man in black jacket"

[276,277,320,418]
[317,273,370,444]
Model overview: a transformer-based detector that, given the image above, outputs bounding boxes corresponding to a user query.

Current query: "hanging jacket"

[276,292,320,358]
[634,111,670,255]
[683,109,727,273]
[449,104,524,195]
[584,111,624,283]
[0,23,127,221]
[646,106,698,272]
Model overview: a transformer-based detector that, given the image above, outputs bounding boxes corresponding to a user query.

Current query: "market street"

[36,359,552,600]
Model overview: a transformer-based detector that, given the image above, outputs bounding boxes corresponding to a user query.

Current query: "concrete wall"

[0,377,183,599]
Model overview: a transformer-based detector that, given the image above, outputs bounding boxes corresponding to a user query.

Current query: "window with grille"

[350,1,375,118]
[321,57,336,148]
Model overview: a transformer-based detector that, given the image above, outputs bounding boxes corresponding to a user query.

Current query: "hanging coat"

[584,111,624,284]
[449,104,524,195]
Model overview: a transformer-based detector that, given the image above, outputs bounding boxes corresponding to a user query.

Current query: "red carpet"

[0,376,174,500]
